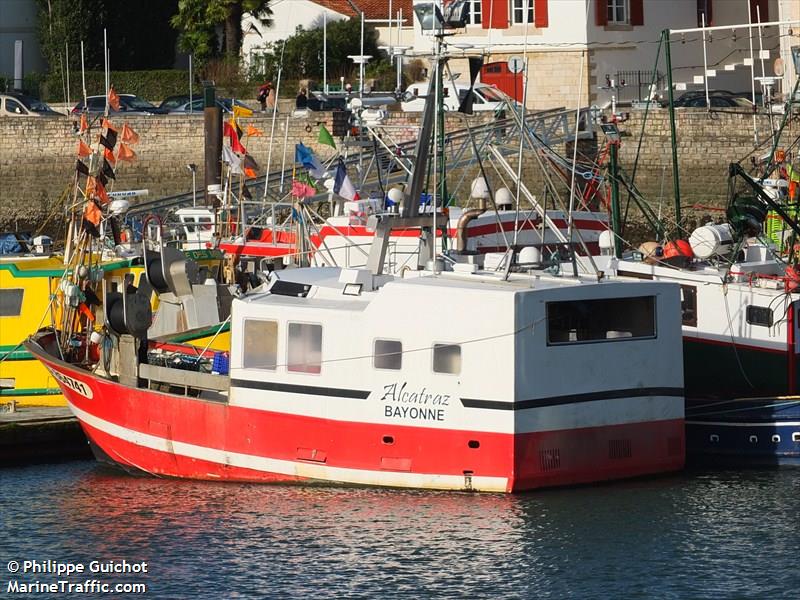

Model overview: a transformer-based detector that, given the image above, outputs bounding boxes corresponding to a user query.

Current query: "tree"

[36,0,180,72]
[171,0,273,64]
[261,18,386,83]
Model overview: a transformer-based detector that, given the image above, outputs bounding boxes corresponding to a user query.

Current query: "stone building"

[409,0,795,109]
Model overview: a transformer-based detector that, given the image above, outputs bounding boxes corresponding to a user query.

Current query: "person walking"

[257,81,271,112]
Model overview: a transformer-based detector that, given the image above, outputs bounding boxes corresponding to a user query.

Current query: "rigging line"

[722,284,757,389]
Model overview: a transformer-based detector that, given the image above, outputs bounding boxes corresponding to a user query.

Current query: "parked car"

[158,94,192,111]
[401,81,512,112]
[672,93,754,108]
[0,92,62,117]
[165,97,255,114]
[71,94,166,115]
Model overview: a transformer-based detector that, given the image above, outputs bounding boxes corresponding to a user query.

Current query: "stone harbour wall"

[0,107,788,234]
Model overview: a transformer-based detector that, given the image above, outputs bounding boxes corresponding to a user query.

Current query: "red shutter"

[630,0,644,26]
[749,0,768,23]
[481,0,492,29]
[595,0,608,26]
[534,0,549,28]
[482,0,509,29]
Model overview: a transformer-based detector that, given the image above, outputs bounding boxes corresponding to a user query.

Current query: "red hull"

[31,343,684,492]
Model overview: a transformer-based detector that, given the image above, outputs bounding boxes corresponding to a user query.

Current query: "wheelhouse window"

[746,305,773,327]
[0,289,23,317]
[374,339,402,370]
[288,322,322,374]
[681,285,697,327]
[511,0,534,25]
[547,296,656,345]
[433,343,461,374]
[242,319,278,369]
[608,0,628,24]
[467,0,481,25]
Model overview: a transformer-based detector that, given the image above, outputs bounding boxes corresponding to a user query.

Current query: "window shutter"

[749,0,768,23]
[481,0,492,29]
[534,0,549,27]
[482,0,509,29]
[595,0,608,26]
[630,0,644,26]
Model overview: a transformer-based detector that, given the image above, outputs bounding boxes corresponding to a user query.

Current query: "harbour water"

[1,461,798,598]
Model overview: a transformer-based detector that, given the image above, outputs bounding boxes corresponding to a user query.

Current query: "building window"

[547,296,656,345]
[468,0,481,25]
[288,322,322,374]
[510,0,533,25]
[433,343,461,374]
[0,289,23,317]
[242,319,278,369]
[607,0,627,24]
[746,306,773,327]
[680,285,697,327]
[374,339,402,370]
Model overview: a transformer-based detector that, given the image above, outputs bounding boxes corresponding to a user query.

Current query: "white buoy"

[689,224,734,259]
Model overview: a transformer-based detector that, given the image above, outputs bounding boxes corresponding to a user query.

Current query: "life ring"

[305,124,312,133]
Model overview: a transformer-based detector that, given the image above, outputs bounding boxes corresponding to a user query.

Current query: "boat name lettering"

[384,405,445,421]
[51,370,93,399]
[380,382,450,406]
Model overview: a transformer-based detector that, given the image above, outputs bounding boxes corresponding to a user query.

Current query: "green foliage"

[41,70,192,103]
[172,0,272,64]
[253,18,388,85]
[35,0,179,72]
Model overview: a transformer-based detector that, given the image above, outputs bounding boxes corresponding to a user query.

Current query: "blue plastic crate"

[212,351,230,375]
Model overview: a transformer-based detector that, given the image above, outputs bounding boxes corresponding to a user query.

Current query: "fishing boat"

[27,36,686,491]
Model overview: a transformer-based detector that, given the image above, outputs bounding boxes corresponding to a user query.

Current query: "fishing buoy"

[638,241,662,265]
[663,240,693,267]
[689,223,734,259]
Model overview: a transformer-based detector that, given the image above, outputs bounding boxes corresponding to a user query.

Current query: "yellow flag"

[233,104,254,119]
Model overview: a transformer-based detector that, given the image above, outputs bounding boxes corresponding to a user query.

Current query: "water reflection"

[1,463,798,598]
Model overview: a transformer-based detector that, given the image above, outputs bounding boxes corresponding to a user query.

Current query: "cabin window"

[547,296,656,345]
[242,319,278,370]
[746,305,773,327]
[183,216,197,233]
[0,289,24,317]
[433,343,461,374]
[374,339,402,370]
[681,285,697,327]
[198,216,213,231]
[288,322,322,374]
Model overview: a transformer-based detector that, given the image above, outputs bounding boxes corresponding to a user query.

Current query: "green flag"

[318,125,336,149]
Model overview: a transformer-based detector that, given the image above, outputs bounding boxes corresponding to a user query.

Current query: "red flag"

[76,139,92,157]
[108,86,121,111]
[120,123,140,144]
[104,146,116,167]
[117,143,137,162]
[223,121,246,154]
[79,114,89,133]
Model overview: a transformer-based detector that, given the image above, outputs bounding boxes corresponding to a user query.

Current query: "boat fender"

[785,265,800,293]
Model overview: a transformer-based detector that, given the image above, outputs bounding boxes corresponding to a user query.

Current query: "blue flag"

[333,159,357,201]
[294,142,324,178]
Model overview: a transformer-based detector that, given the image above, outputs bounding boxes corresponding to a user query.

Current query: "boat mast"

[662,28,683,232]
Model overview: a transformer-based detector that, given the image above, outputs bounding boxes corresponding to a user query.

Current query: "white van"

[401,81,511,112]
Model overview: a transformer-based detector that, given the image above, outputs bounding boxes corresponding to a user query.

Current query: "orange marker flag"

[244,167,257,178]
[116,143,137,163]
[104,146,116,167]
[108,86,121,111]
[94,179,109,204]
[76,139,92,158]
[101,117,116,132]
[79,114,89,133]
[83,199,101,226]
[120,123,140,144]
[78,302,96,322]
[246,124,264,137]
